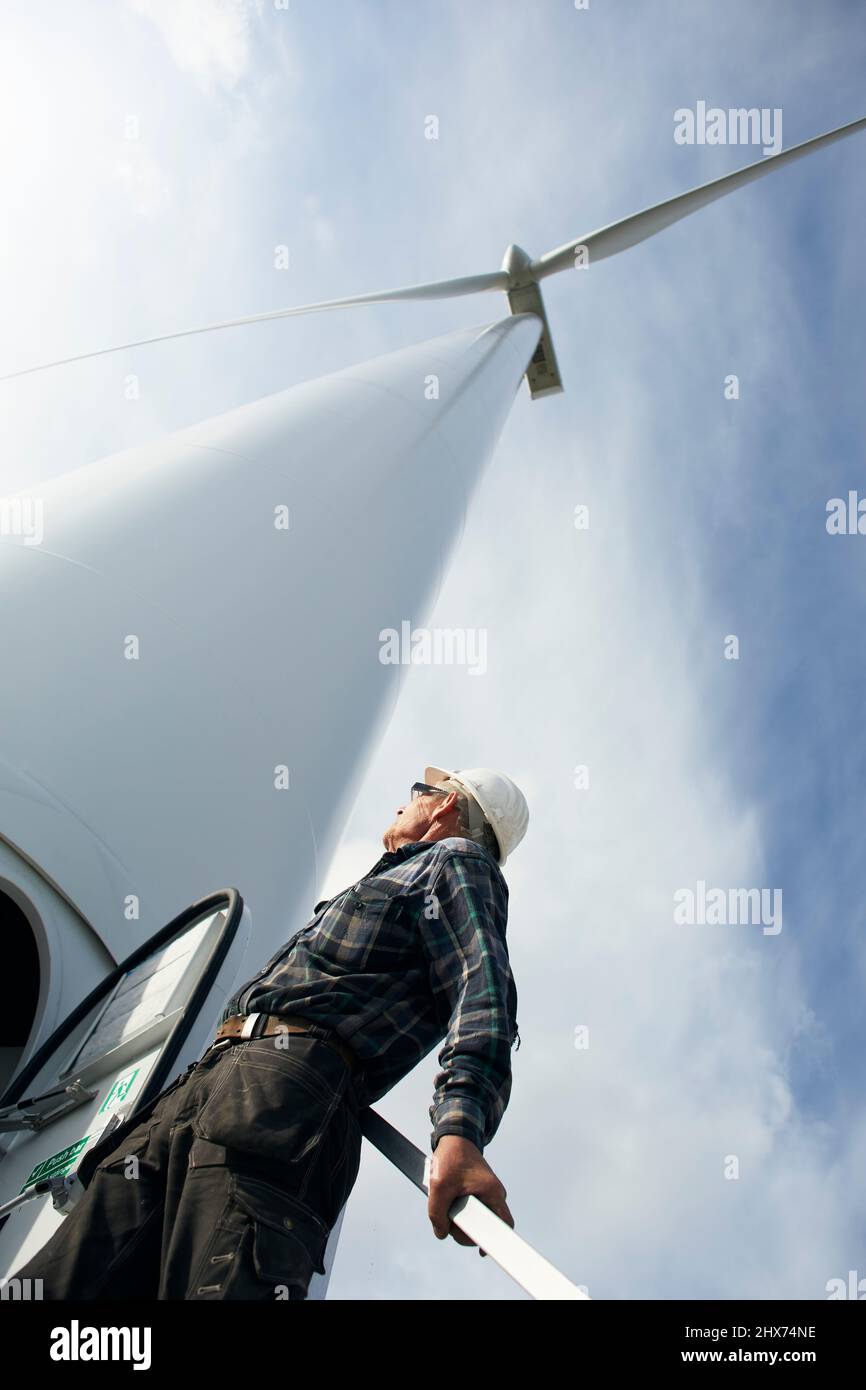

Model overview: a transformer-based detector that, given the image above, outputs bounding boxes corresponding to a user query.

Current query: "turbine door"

[0,888,249,1279]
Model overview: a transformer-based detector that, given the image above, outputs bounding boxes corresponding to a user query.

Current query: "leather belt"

[214,1012,360,1073]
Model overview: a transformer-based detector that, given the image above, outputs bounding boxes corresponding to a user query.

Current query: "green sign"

[98,1067,140,1115]
[20,1136,91,1192]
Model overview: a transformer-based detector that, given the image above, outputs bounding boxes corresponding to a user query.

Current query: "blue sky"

[2,0,866,1299]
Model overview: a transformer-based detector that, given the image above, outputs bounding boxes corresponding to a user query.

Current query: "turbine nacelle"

[500,244,564,399]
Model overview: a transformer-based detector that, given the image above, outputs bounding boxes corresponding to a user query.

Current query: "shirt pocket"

[336,880,406,966]
[347,878,404,923]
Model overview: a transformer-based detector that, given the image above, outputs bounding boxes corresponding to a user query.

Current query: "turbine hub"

[500,243,535,287]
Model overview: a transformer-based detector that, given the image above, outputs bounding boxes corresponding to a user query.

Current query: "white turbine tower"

[0,112,863,1301]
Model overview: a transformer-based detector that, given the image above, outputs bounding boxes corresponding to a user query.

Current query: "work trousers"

[13,1033,364,1300]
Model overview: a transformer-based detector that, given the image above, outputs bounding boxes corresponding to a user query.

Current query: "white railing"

[359,1109,589,1301]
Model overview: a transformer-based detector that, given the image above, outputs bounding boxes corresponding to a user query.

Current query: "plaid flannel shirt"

[219,836,519,1153]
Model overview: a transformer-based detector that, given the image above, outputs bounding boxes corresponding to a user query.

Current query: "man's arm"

[419,844,518,1248]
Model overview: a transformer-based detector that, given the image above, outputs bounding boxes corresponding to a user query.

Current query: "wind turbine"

[5,112,865,398]
[0,111,863,1301]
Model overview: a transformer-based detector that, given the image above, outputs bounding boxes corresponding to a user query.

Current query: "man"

[14,764,528,1300]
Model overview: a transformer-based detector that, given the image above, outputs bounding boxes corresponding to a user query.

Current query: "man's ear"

[432,790,459,825]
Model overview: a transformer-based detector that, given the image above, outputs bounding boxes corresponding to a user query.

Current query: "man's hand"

[427,1134,513,1255]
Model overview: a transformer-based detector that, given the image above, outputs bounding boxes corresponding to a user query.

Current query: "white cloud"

[128,0,254,93]
[317,836,383,901]
[114,141,171,219]
[303,193,339,255]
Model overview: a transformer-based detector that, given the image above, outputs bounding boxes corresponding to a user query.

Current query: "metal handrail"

[358,1109,588,1301]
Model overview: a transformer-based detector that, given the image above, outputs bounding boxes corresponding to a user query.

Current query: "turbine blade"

[532,113,866,278]
[1,271,509,382]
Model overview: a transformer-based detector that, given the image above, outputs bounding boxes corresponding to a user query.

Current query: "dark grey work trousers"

[14,1034,364,1300]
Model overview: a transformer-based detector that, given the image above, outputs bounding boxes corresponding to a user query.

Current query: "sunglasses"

[410,781,451,801]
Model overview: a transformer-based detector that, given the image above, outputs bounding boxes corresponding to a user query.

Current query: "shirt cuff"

[429,1098,487,1154]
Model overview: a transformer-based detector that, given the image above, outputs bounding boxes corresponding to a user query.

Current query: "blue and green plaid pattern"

[219,837,519,1153]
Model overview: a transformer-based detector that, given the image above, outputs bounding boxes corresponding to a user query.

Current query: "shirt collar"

[365,839,437,877]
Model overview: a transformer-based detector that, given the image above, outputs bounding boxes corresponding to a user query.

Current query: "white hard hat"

[424,764,529,866]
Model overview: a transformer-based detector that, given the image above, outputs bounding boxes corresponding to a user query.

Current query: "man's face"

[382,785,459,852]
